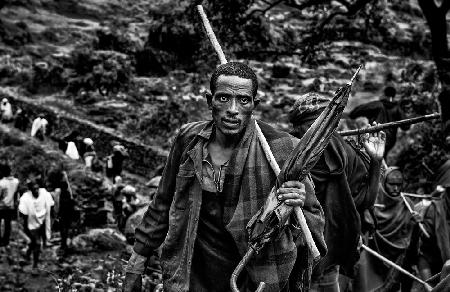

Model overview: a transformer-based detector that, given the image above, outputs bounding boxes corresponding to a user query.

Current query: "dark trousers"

[59,216,71,249]
[25,224,45,267]
[0,208,14,246]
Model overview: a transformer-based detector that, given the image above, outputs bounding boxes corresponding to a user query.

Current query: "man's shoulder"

[256,120,296,141]
[20,191,32,202]
[176,121,210,143]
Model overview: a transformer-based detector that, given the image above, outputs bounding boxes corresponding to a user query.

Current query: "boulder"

[72,228,126,251]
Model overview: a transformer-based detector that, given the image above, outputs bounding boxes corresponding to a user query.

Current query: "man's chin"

[218,126,243,137]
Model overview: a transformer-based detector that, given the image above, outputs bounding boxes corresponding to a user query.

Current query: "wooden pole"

[400,193,430,238]
[196,5,228,65]
[63,171,73,200]
[362,244,433,291]
[338,113,440,136]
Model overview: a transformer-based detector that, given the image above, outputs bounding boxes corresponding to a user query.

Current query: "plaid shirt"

[134,120,326,292]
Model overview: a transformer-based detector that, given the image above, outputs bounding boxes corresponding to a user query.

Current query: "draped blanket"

[422,159,450,272]
[134,120,326,292]
[368,167,417,291]
[223,120,326,291]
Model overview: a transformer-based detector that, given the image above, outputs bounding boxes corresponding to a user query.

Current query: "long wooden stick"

[196,5,227,65]
[401,192,434,199]
[362,244,433,291]
[255,121,321,259]
[63,171,73,200]
[400,193,430,238]
[338,113,440,136]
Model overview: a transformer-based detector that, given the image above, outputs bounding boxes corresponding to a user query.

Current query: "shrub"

[66,48,134,96]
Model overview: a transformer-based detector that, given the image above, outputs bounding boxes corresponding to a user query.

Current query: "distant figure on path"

[13,108,29,131]
[106,144,128,181]
[82,138,97,169]
[0,164,19,247]
[0,98,13,122]
[19,176,54,270]
[30,114,48,141]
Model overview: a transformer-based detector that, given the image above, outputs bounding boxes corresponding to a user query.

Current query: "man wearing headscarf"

[419,160,450,280]
[362,167,422,291]
[289,92,385,291]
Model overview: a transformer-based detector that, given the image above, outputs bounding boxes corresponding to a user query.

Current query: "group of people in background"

[0,164,55,273]
[0,96,130,180]
[0,96,141,275]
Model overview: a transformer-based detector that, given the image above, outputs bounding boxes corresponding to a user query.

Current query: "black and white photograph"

[0,0,449,291]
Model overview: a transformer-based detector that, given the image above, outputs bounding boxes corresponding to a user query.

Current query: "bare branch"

[245,0,285,19]
[284,0,330,11]
[316,0,374,31]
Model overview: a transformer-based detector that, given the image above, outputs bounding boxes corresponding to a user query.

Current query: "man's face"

[207,75,257,137]
[29,181,40,198]
[385,171,403,197]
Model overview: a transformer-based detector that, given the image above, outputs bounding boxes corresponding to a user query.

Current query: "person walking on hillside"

[106,144,128,182]
[0,164,19,247]
[289,92,385,291]
[419,159,450,280]
[30,114,48,141]
[361,167,422,291]
[58,180,74,253]
[123,62,327,292]
[13,108,29,132]
[19,176,54,270]
[0,98,13,122]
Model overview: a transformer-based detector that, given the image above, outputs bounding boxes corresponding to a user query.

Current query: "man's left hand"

[361,122,386,161]
[277,181,306,207]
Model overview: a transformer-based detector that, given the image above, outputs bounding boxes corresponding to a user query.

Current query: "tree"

[417,0,450,141]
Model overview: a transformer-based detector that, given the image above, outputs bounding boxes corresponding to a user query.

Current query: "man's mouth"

[222,118,240,127]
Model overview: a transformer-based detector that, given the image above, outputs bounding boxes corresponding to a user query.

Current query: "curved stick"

[230,247,266,292]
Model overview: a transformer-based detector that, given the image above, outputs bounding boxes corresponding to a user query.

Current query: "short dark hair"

[210,62,258,99]
[384,86,396,98]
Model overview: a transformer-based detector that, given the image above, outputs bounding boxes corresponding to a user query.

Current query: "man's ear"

[253,99,260,108]
[206,92,213,109]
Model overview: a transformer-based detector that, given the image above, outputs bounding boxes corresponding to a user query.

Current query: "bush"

[145,0,271,73]
[26,61,67,94]
[124,99,188,147]
[66,48,134,96]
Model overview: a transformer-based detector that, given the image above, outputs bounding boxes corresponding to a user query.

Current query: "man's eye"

[218,96,229,102]
[240,97,250,104]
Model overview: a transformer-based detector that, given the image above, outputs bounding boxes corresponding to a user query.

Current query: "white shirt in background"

[0,176,19,209]
[19,188,54,232]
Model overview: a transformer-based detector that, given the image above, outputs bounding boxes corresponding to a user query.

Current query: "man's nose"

[227,98,238,115]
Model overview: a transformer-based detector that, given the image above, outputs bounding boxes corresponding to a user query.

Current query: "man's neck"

[213,128,241,149]
[208,128,242,167]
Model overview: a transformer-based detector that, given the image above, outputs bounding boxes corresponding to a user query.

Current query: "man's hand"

[122,273,142,292]
[277,181,306,207]
[361,122,386,161]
